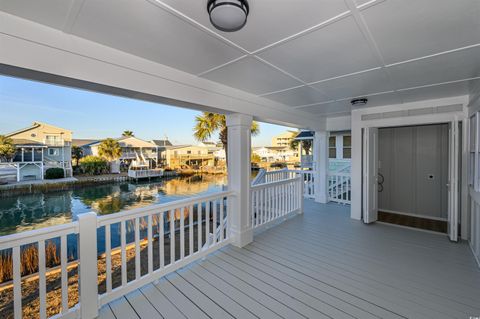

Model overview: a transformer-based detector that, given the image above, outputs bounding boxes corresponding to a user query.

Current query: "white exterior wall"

[468,81,480,266]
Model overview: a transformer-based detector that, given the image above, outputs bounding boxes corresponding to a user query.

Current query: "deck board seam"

[177,268,261,319]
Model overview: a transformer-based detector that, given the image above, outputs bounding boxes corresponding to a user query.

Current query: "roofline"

[5,123,40,137]
[6,121,73,137]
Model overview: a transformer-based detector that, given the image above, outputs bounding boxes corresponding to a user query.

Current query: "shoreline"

[0,171,226,198]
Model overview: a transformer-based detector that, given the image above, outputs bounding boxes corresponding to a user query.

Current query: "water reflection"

[0,174,227,236]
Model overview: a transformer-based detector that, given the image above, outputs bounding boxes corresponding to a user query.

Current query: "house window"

[48,148,59,156]
[343,135,351,159]
[187,150,191,154]
[329,136,336,159]
[45,135,62,145]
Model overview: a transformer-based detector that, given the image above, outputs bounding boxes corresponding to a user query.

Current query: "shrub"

[45,167,64,179]
[79,155,108,175]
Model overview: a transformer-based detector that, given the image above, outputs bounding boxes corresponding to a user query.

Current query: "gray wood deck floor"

[99,200,480,319]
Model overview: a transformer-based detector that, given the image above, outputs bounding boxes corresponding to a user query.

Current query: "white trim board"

[350,96,469,242]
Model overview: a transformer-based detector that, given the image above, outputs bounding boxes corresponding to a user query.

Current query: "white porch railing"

[251,176,303,230]
[328,172,351,204]
[291,170,315,199]
[96,191,233,307]
[253,169,315,199]
[0,191,233,319]
[0,223,80,319]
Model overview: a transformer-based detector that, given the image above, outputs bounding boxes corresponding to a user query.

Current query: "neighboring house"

[151,139,173,167]
[89,136,159,169]
[161,145,215,169]
[295,130,351,173]
[0,122,73,181]
[72,139,98,156]
[253,146,297,163]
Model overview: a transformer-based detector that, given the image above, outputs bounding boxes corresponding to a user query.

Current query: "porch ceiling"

[0,0,479,118]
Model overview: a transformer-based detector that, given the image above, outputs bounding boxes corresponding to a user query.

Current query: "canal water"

[0,174,228,280]
[0,174,227,237]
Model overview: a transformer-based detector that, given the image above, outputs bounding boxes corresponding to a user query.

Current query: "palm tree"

[0,135,16,162]
[122,130,134,137]
[98,138,122,172]
[193,112,259,164]
[290,138,312,155]
[71,145,84,168]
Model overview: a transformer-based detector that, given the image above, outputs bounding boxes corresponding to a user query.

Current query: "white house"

[89,136,159,169]
[1,1,480,319]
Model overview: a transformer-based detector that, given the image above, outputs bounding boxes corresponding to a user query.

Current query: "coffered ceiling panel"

[70,0,244,75]
[388,45,480,90]
[0,0,75,29]
[158,0,349,52]
[311,68,392,100]
[399,81,478,104]
[361,0,480,65]
[300,101,348,115]
[257,16,379,83]
[200,56,302,95]
[262,86,331,107]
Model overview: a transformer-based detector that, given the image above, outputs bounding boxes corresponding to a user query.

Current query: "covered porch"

[100,200,480,319]
[1,1,480,319]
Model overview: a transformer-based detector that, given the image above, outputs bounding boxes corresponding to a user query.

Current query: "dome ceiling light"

[207,0,249,32]
[350,98,368,107]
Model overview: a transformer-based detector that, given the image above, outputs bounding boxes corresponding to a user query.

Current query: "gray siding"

[378,124,448,219]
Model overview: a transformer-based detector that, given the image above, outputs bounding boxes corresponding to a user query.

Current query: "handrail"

[251,176,301,190]
[251,168,266,185]
[98,190,234,226]
[0,222,78,250]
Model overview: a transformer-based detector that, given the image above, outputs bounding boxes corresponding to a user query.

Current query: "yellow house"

[162,145,215,169]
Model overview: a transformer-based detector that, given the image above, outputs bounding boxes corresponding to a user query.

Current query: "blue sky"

[0,75,293,146]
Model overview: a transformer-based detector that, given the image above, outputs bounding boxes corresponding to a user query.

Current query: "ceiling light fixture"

[350,98,368,106]
[207,0,249,32]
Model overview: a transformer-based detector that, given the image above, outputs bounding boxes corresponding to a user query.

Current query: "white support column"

[77,212,99,319]
[351,112,362,220]
[313,131,329,203]
[226,113,253,248]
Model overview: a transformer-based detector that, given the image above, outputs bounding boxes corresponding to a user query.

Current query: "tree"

[0,135,16,162]
[290,138,312,155]
[79,155,109,175]
[71,145,84,168]
[251,153,262,164]
[98,138,122,172]
[122,130,134,137]
[193,112,259,164]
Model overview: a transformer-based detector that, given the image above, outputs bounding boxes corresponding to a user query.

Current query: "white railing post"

[227,113,253,247]
[314,131,329,203]
[78,212,99,319]
[299,177,304,214]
